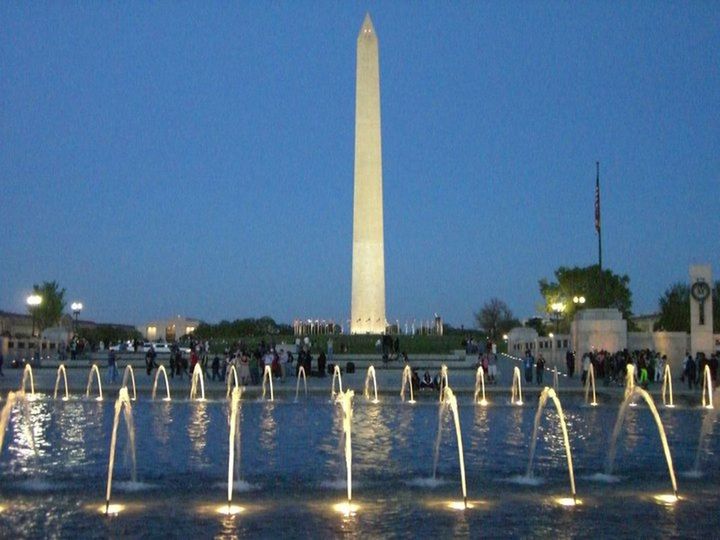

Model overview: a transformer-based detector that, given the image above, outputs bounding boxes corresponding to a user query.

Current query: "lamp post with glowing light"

[573,296,586,308]
[26,294,42,337]
[71,302,83,337]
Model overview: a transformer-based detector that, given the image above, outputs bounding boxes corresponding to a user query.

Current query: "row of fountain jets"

[0,361,717,514]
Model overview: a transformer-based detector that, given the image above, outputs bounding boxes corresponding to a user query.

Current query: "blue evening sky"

[1,2,718,328]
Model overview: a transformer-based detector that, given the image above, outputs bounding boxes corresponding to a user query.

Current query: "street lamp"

[573,296,586,306]
[551,302,565,334]
[71,302,83,336]
[26,294,42,337]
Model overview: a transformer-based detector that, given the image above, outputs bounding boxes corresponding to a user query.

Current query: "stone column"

[690,265,713,356]
[350,13,387,335]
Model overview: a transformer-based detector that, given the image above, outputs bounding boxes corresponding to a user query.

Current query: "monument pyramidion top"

[358,12,376,39]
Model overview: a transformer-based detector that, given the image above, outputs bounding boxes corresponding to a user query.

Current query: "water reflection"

[355,403,393,476]
[57,402,89,467]
[470,406,490,468]
[152,402,173,447]
[187,402,210,468]
[259,402,277,467]
[394,403,415,454]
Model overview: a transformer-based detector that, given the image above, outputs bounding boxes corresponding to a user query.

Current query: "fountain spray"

[54,364,69,400]
[364,366,378,403]
[104,387,136,514]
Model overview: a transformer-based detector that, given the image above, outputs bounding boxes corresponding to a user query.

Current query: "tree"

[653,283,690,333]
[28,281,66,332]
[539,265,633,330]
[654,281,720,333]
[524,317,547,337]
[475,298,520,339]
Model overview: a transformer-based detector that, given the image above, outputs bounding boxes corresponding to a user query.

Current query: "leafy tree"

[81,325,142,348]
[193,316,287,340]
[28,281,66,332]
[475,298,520,339]
[524,316,547,337]
[539,265,633,330]
[654,281,720,333]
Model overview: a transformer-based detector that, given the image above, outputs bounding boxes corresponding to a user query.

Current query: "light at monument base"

[216,504,245,515]
[447,501,474,510]
[332,502,359,516]
[101,504,125,515]
[653,493,679,505]
[555,497,581,507]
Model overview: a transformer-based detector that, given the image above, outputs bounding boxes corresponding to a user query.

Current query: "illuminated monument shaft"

[351,14,386,335]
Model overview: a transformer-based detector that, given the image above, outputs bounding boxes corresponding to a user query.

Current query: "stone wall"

[627,331,689,368]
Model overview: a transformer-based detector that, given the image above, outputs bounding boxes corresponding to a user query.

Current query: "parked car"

[109,341,134,352]
[141,342,172,354]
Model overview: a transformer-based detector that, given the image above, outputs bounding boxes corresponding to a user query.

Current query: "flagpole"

[596,161,603,305]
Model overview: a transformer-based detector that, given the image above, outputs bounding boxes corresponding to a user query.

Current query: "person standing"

[535,353,545,385]
[581,353,591,386]
[566,350,575,378]
[0,351,5,377]
[488,353,498,385]
[523,350,534,384]
[107,349,118,383]
[211,354,221,381]
[145,345,156,376]
[685,354,697,390]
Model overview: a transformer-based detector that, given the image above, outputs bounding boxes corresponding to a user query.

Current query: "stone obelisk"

[351,13,386,335]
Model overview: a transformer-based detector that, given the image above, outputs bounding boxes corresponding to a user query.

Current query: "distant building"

[139,316,200,342]
[631,313,660,333]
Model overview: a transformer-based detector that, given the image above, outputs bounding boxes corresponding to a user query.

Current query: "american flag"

[594,164,601,233]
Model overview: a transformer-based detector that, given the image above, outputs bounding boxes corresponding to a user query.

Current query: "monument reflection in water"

[0,368,718,537]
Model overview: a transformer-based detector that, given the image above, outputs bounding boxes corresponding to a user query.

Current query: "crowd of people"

[562,348,719,390]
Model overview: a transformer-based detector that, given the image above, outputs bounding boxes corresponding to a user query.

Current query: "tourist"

[523,350,534,383]
[535,353,545,385]
[685,354,697,389]
[317,350,327,377]
[189,349,199,375]
[638,361,649,389]
[179,350,188,379]
[145,345,157,376]
[420,370,433,389]
[211,354,220,381]
[681,351,690,383]
[488,353,498,384]
[654,353,664,382]
[169,346,177,378]
[566,350,575,378]
[239,352,250,385]
[107,349,118,383]
[249,351,260,385]
[581,353,591,386]
[279,348,288,381]
[263,350,274,379]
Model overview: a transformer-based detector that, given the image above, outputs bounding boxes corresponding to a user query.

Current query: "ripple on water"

[584,473,621,483]
[503,475,545,486]
[405,477,448,488]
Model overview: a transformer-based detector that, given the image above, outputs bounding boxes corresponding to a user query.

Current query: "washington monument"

[351,13,386,335]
